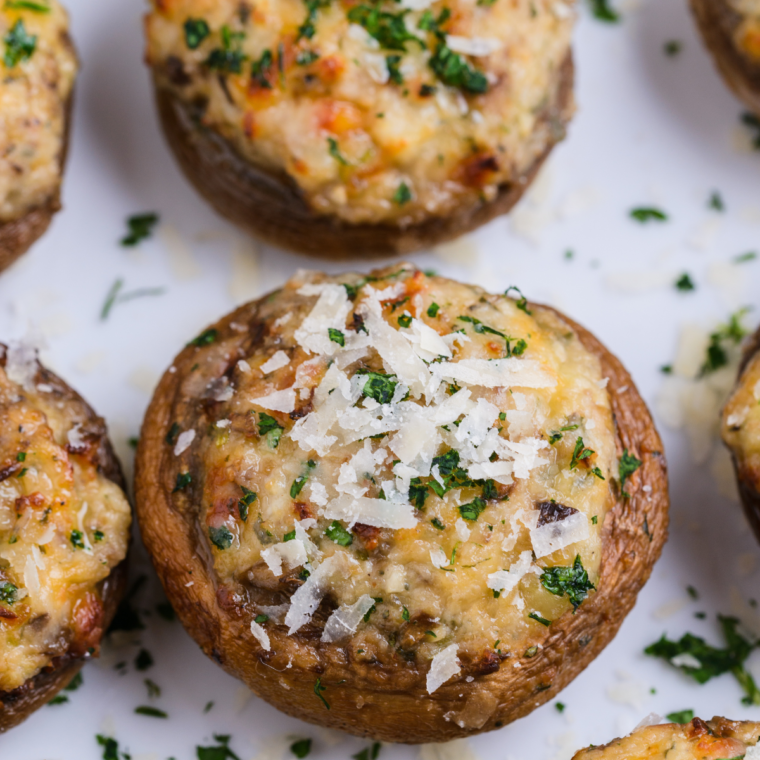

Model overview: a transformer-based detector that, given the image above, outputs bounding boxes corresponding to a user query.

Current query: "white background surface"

[2,0,760,757]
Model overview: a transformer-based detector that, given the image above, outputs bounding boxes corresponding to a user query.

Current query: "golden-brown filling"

[145,0,573,224]
[171,267,621,689]
[0,348,130,692]
[573,717,760,760]
[0,1,77,223]
[722,350,760,488]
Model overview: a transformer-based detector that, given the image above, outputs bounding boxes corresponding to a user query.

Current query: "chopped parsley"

[314,677,330,709]
[630,207,668,223]
[121,212,159,246]
[144,678,160,698]
[291,460,316,498]
[197,734,243,760]
[70,529,85,549]
[618,449,642,497]
[398,314,412,328]
[325,520,353,546]
[352,742,382,760]
[701,309,749,375]
[549,423,579,444]
[0,581,17,605]
[555,702,566,713]
[431,517,445,530]
[298,0,330,41]
[189,328,218,346]
[458,497,486,521]
[529,612,552,626]
[208,526,233,550]
[645,615,760,705]
[238,486,257,521]
[540,555,595,610]
[135,648,154,671]
[504,285,532,314]
[328,327,345,346]
[290,739,312,758]
[184,18,210,49]
[734,251,757,264]
[666,709,694,724]
[258,412,284,448]
[359,370,398,404]
[3,19,36,67]
[589,0,619,22]
[386,53,403,84]
[675,273,695,291]
[428,41,487,94]
[96,735,121,760]
[99,278,165,321]
[393,182,412,205]
[166,422,181,446]
[664,39,682,56]
[741,112,760,149]
[173,472,192,492]
[347,5,423,50]
[569,437,594,470]
[135,705,168,718]
[327,137,349,165]
[409,478,428,509]
[255,614,269,624]
[5,0,50,9]
[427,302,440,318]
[251,49,273,88]
[205,25,247,73]
[709,191,725,211]
[296,50,319,65]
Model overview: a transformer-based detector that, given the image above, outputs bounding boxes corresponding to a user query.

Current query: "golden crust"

[690,0,760,115]
[134,273,668,743]
[573,717,760,760]
[152,54,573,257]
[0,350,129,733]
[0,91,74,274]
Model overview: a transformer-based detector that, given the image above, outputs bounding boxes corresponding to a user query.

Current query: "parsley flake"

[3,19,36,67]
[540,555,595,610]
[184,18,210,49]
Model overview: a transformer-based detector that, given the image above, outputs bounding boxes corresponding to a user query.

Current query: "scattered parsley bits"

[427,302,440,318]
[398,314,412,328]
[121,212,159,246]
[327,136,349,165]
[255,614,269,624]
[238,486,257,521]
[3,19,36,67]
[529,612,551,626]
[0,581,17,605]
[458,497,486,521]
[173,472,192,492]
[314,676,330,709]
[359,370,398,404]
[645,615,760,705]
[386,53,403,84]
[291,461,316,499]
[290,739,312,758]
[675,272,695,291]
[96,735,120,760]
[325,520,353,546]
[94,529,105,542]
[664,39,682,56]
[429,41,487,94]
[569,437,594,470]
[135,648,154,671]
[431,517,445,530]
[205,25,247,73]
[540,555,595,610]
[296,49,319,65]
[166,422,181,446]
[70,529,85,549]
[258,412,284,448]
[48,694,68,705]
[524,645,538,657]
[135,705,168,719]
[16,452,25,462]
[197,734,243,760]
[734,251,757,263]
[352,743,382,760]
[402,606,410,622]
[251,48,273,88]
[5,0,51,10]
[701,309,748,375]
[144,678,160,698]
[348,5,422,50]
[184,18,210,49]
[666,709,694,724]
[589,0,619,22]
[709,191,725,211]
[328,327,345,346]
[189,328,218,346]
[741,112,760,149]
[504,285,531,314]
[555,702,566,713]
[393,182,412,205]
[208,526,233,550]
[630,207,668,222]
[549,423,579,444]
[618,449,642,497]
[298,0,330,41]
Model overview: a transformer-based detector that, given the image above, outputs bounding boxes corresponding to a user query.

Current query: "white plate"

[2,0,760,757]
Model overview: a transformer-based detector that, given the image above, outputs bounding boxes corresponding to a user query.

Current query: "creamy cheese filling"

[0,1,77,223]
[180,266,620,691]
[0,348,131,693]
[146,0,573,224]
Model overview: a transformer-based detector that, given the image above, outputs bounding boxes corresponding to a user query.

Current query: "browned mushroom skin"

[135,270,668,743]
[0,351,129,733]
[690,0,760,115]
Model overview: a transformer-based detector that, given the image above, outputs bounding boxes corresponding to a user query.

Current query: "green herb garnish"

[184,18,210,49]
[4,19,36,67]
[208,526,233,550]
[540,555,595,610]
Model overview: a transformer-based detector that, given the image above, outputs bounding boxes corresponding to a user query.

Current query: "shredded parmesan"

[321,594,375,642]
[260,351,290,374]
[426,644,460,694]
[174,429,196,456]
[250,388,296,414]
[530,511,589,559]
[250,620,271,651]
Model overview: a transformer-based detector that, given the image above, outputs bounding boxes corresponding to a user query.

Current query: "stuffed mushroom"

[690,0,760,115]
[573,716,760,760]
[0,0,78,273]
[144,0,575,256]
[135,265,667,742]
[0,342,131,732]
[721,326,760,540]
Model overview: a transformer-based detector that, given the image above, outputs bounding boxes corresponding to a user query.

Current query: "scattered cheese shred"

[427,644,461,694]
